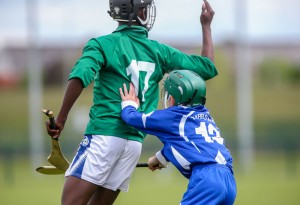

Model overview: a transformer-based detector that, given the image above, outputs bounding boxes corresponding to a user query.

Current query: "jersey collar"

[113,25,149,38]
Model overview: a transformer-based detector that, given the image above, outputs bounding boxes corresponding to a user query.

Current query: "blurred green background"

[0,45,300,204]
[1,0,300,204]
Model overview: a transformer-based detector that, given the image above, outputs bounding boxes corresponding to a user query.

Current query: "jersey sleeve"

[160,44,218,81]
[156,150,169,167]
[68,38,105,88]
[121,101,172,136]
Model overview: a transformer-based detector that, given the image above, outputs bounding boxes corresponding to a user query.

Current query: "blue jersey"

[121,102,233,179]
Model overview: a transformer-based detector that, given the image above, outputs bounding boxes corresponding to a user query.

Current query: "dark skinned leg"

[62,176,98,205]
[87,186,120,205]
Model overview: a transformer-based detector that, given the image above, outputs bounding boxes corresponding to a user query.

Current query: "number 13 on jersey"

[195,122,224,145]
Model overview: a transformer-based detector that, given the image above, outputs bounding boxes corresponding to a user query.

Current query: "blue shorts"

[180,164,237,205]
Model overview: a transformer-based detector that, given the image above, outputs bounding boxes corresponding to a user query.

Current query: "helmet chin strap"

[128,13,135,27]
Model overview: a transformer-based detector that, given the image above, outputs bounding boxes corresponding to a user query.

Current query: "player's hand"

[200,0,215,27]
[45,119,64,139]
[120,83,140,106]
[148,156,165,171]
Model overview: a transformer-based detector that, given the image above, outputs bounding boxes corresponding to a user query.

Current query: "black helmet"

[108,0,156,31]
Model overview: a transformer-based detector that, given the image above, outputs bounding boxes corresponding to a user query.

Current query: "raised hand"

[200,0,215,27]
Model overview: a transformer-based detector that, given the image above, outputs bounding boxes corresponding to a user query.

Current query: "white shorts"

[65,135,142,192]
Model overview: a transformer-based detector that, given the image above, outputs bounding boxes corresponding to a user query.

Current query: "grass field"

[0,56,299,204]
[0,152,299,205]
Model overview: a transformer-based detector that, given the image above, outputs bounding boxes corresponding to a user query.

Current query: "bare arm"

[46,78,84,138]
[200,0,215,62]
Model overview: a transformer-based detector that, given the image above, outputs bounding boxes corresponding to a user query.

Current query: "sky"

[0,0,300,46]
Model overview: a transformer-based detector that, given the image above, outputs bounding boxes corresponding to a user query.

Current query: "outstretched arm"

[200,0,215,62]
[120,83,171,134]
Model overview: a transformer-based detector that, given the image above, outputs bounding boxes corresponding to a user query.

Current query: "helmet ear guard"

[162,70,207,108]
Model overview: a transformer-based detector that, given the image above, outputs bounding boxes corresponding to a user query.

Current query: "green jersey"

[69,25,218,143]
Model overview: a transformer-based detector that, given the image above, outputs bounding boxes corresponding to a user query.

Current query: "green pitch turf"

[0,152,299,205]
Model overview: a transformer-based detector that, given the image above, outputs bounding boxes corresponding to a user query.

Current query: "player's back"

[95,25,169,112]
[83,25,168,141]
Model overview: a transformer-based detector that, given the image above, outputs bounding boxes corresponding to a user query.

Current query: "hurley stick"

[42,109,70,171]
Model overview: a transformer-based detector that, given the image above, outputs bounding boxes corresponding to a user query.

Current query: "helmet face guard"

[136,1,156,31]
[108,0,156,31]
[162,70,206,109]
[162,90,170,109]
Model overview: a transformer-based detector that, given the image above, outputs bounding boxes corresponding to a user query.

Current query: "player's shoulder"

[149,39,167,47]
[85,32,122,48]
[145,39,180,56]
[93,32,121,42]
